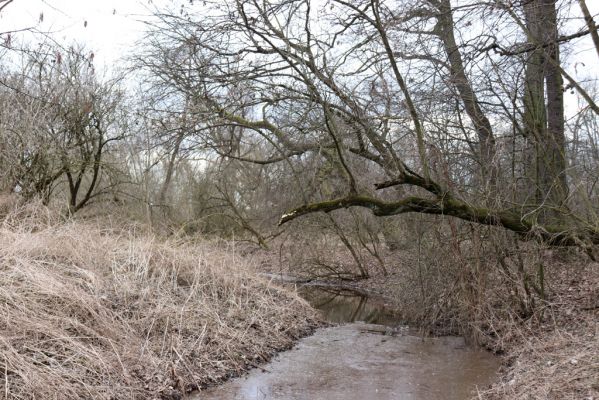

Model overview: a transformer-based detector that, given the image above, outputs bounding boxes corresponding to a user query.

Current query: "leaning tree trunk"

[435,0,497,191]
[578,0,599,60]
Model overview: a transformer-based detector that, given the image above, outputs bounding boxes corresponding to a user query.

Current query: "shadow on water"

[196,283,501,400]
[298,286,401,326]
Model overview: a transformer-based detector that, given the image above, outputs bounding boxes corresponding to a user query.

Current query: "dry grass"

[0,202,318,399]
[478,260,599,400]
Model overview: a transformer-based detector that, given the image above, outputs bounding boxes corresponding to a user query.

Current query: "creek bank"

[258,260,599,399]
[259,272,394,303]
[478,261,599,399]
[0,218,323,400]
[194,286,501,400]
[259,272,415,327]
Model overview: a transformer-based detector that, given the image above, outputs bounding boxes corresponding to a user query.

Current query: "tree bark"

[522,0,568,219]
[434,0,497,188]
[542,0,568,211]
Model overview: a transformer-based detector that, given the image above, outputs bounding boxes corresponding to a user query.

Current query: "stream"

[196,285,500,400]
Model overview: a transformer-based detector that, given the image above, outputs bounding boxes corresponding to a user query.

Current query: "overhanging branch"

[279,194,599,246]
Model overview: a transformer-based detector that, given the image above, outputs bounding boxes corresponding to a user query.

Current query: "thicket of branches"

[132,0,599,246]
[1,0,599,260]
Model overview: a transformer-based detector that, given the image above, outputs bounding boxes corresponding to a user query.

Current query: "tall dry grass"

[0,202,317,399]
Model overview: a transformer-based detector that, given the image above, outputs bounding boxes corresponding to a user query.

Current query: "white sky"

[1,0,159,69]
[1,0,597,107]
[2,1,597,62]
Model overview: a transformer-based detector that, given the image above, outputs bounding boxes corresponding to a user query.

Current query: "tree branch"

[279,195,599,246]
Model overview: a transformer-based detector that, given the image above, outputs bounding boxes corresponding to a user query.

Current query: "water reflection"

[195,285,501,400]
[299,286,401,326]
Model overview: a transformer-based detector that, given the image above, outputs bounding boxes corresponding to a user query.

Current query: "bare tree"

[142,0,599,246]
[0,43,125,212]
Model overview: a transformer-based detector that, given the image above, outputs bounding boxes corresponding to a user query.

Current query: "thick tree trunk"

[542,0,568,211]
[435,0,497,189]
[522,0,568,220]
[279,193,599,247]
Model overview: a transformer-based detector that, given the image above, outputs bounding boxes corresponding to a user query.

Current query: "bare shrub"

[479,261,599,399]
[0,194,21,219]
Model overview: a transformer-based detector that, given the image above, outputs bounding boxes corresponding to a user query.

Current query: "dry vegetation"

[479,260,598,400]
[256,216,598,400]
[0,202,318,400]
[1,0,598,398]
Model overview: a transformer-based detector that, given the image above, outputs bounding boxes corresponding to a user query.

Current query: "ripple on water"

[195,287,500,400]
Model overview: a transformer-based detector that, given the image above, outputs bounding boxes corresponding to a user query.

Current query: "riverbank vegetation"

[255,219,598,399]
[0,0,598,398]
[0,202,318,399]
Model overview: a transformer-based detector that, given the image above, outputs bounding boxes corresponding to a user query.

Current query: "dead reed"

[0,202,318,399]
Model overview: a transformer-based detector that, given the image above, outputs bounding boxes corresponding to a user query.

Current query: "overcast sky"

[1,0,160,69]
[1,0,597,101]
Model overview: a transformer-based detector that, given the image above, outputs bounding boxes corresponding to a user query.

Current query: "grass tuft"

[0,204,318,399]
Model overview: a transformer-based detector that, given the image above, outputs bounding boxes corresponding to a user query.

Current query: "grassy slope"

[0,205,318,399]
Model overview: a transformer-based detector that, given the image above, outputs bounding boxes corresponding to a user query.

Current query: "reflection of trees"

[303,287,381,324]
[349,295,368,323]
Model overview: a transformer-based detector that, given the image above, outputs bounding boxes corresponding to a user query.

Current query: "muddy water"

[298,286,403,326]
[196,287,500,400]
